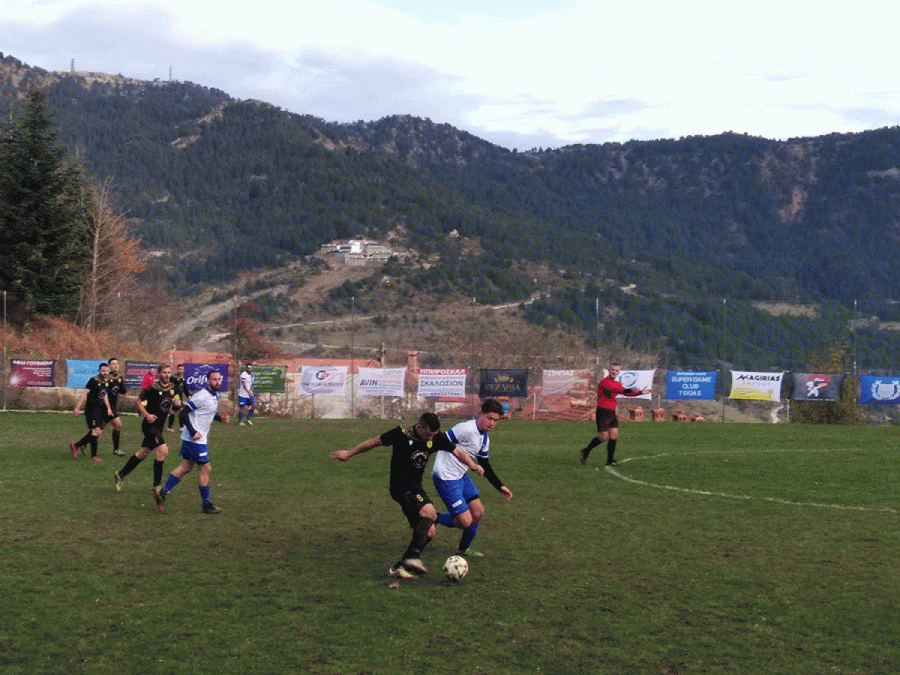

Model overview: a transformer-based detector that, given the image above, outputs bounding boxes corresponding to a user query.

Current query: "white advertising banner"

[357,367,406,398]
[542,369,591,396]
[729,370,784,401]
[417,368,468,398]
[299,365,348,395]
[611,369,656,400]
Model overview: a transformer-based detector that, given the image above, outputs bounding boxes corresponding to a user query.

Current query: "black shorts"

[595,407,619,433]
[141,428,167,450]
[390,483,433,528]
[86,412,108,431]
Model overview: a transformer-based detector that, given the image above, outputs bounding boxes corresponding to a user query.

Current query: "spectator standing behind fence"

[579,363,651,467]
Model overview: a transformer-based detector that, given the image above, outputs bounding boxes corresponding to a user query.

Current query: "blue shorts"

[179,440,210,464]
[239,396,256,407]
[433,473,479,516]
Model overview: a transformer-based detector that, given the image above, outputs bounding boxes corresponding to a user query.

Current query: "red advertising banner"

[9,359,56,387]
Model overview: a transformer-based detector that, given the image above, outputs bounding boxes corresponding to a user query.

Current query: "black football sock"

[607,439,617,463]
[118,454,143,479]
[403,517,435,560]
[153,460,165,487]
[89,436,99,457]
[76,433,93,448]
[112,430,121,452]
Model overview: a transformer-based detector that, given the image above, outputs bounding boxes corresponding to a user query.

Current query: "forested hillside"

[4,52,900,371]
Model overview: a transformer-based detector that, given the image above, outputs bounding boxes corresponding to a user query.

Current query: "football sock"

[161,474,180,495]
[459,523,479,551]
[76,433,92,448]
[404,517,435,559]
[199,485,211,505]
[153,460,165,487]
[238,412,244,422]
[585,437,602,451]
[248,409,254,419]
[436,513,455,528]
[119,454,143,479]
[607,439,617,463]
[89,436,99,457]
[112,430,121,452]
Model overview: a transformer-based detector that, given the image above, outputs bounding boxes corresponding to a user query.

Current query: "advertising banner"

[728,371,784,401]
[417,368,468,398]
[858,375,900,404]
[253,365,287,394]
[790,373,845,401]
[66,359,106,388]
[9,359,55,387]
[479,369,528,398]
[541,369,591,396]
[611,369,655,400]
[299,365,348,395]
[665,370,717,400]
[184,363,230,393]
[125,361,158,390]
[358,367,406,398]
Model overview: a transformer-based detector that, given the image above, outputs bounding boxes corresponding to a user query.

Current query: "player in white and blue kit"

[433,398,513,557]
[238,363,255,425]
[154,369,230,514]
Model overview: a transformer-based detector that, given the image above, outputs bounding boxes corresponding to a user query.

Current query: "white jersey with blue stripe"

[432,418,489,481]
[180,387,219,445]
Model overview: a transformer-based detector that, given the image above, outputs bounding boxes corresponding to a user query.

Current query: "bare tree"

[76,177,144,333]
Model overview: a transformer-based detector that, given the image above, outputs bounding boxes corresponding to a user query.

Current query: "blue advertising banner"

[66,359,106,388]
[665,370,717,400]
[858,375,900,404]
[479,369,528,398]
[184,363,230,393]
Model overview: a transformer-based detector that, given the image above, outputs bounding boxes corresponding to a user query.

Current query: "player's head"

[207,368,223,392]
[245,363,253,372]
[414,412,441,442]
[176,363,184,375]
[477,398,503,433]
[107,358,119,372]
[157,362,172,383]
[98,362,109,377]
[608,363,621,378]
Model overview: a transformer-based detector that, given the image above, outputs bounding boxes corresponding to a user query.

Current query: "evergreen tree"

[0,89,87,317]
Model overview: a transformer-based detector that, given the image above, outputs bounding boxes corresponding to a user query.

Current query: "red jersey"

[596,376,641,411]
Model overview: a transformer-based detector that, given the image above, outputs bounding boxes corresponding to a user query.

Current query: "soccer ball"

[443,555,468,581]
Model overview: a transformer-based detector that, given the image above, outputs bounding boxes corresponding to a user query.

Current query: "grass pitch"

[1,413,898,675]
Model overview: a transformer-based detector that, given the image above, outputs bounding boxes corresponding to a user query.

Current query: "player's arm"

[451,447,484,475]
[72,389,89,415]
[137,395,156,423]
[179,404,198,438]
[477,456,512,501]
[331,436,383,462]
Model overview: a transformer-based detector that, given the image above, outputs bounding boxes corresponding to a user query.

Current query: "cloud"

[4,1,900,150]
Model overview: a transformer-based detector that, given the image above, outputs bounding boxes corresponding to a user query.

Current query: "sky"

[3,0,900,150]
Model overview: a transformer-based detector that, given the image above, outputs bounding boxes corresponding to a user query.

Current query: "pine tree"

[0,89,87,317]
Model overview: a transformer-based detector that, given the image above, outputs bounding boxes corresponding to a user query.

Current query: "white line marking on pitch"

[602,451,899,514]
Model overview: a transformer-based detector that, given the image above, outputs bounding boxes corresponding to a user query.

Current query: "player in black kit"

[70,362,114,461]
[105,357,127,456]
[114,363,182,497]
[331,412,484,578]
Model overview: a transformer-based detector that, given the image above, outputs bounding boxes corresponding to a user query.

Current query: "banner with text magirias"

[728,371,784,401]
